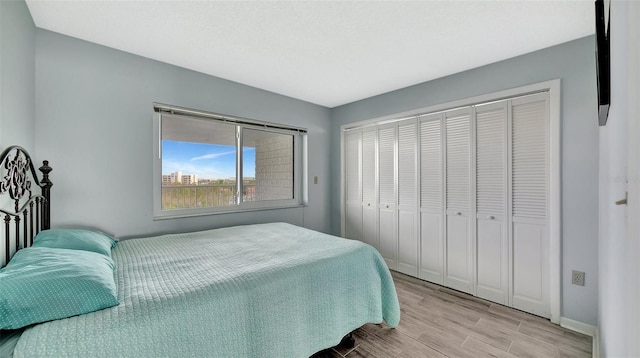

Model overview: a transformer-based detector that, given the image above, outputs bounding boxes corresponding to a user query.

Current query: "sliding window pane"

[161,115,237,209]
[243,128,294,202]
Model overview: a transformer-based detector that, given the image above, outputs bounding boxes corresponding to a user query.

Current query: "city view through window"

[161,130,295,210]
[158,113,298,214]
[161,140,257,210]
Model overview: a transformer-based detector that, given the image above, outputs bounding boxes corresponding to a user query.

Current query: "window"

[153,104,307,219]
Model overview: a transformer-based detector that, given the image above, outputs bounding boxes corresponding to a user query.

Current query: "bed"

[0,146,400,357]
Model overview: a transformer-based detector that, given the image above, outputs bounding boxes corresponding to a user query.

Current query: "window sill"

[153,204,305,221]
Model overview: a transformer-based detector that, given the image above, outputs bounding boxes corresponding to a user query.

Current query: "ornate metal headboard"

[0,146,52,267]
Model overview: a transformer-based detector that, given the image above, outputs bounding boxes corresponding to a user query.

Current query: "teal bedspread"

[13,223,400,357]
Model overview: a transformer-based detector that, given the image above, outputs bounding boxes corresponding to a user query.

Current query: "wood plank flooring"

[313,272,592,358]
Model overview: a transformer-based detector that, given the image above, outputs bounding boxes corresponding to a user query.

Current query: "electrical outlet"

[572,270,585,286]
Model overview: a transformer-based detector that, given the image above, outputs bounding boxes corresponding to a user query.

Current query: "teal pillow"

[0,247,119,330]
[32,229,117,257]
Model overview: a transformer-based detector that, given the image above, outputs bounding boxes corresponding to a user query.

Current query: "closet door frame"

[340,79,560,323]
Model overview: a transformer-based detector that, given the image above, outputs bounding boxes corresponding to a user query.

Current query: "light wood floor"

[313,272,592,358]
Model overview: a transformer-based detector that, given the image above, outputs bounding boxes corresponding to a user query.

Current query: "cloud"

[191,150,236,161]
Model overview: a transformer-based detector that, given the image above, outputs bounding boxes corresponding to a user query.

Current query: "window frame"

[153,104,307,220]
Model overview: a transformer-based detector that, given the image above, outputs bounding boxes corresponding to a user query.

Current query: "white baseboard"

[559,317,598,358]
[593,328,600,358]
[559,317,597,336]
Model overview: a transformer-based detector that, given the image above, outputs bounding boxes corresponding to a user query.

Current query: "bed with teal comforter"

[12,222,400,357]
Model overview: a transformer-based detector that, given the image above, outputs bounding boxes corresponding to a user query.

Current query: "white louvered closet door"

[511,93,550,318]
[361,129,378,250]
[397,119,418,276]
[475,101,509,305]
[445,108,473,294]
[344,131,362,241]
[419,113,444,284]
[378,124,397,270]
[342,89,552,319]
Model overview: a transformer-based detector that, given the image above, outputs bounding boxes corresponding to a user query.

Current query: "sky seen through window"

[162,140,256,180]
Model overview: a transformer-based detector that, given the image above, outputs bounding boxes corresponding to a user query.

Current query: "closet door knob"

[615,192,628,205]
[455,211,462,216]
[487,215,495,220]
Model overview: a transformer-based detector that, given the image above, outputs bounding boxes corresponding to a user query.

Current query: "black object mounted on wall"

[595,0,610,126]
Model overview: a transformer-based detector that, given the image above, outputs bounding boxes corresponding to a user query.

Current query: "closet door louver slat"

[446,114,471,212]
[420,118,442,212]
[476,107,506,215]
[398,123,417,207]
[378,127,396,205]
[344,131,362,241]
[362,130,376,205]
[512,100,547,220]
[345,132,360,203]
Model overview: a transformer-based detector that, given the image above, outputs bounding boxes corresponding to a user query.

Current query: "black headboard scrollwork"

[0,146,52,267]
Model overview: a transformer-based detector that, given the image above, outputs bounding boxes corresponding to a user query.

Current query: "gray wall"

[330,36,599,325]
[0,0,35,153]
[35,30,332,238]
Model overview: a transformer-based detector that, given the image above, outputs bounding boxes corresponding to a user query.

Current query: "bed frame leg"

[339,332,355,349]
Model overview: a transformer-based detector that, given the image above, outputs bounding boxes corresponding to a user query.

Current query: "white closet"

[376,119,419,276]
[510,93,549,316]
[378,124,396,269]
[445,108,473,294]
[361,129,378,250]
[475,101,508,305]
[344,131,362,243]
[397,119,418,277]
[343,92,550,318]
[418,113,444,284]
[344,129,379,250]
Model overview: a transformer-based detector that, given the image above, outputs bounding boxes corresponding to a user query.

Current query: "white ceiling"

[25,0,595,108]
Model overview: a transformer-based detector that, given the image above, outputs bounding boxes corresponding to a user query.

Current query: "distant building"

[162,171,197,185]
[181,174,198,185]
